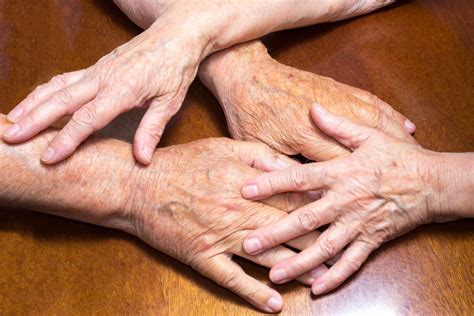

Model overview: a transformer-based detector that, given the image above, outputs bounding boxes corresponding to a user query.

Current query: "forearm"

[115,0,396,62]
[0,114,140,234]
[425,151,474,219]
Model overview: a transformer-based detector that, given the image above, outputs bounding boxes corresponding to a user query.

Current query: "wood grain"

[0,0,472,314]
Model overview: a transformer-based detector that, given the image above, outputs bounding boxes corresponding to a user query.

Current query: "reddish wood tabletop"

[0,0,473,315]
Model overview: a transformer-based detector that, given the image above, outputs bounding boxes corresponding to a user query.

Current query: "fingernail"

[3,124,20,138]
[266,296,283,312]
[404,119,416,132]
[242,184,259,199]
[312,282,327,295]
[142,146,153,164]
[271,268,288,283]
[244,238,262,254]
[7,107,23,122]
[41,147,56,162]
[313,103,326,114]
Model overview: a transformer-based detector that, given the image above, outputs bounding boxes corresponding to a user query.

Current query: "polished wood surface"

[0,0,473,314]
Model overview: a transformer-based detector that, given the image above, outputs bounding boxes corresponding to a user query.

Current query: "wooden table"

[0,0,473,314]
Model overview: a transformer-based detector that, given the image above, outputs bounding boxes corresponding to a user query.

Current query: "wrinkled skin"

[0,114,327,313]
[200,41,416,161]
[241,104,450,296]
[2,0,399,167]
[128,137,327,312]
[2,14,207,165]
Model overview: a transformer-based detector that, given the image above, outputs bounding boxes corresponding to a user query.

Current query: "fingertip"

[241,183,260,199]
[40,146,62,164]
[270,268,289,284]
[312,281,328,296]
[265,295,283,313]
[310,103,331,125]
[243,237,263,255]
[404,119,416,133]
[2,123,20,140]
[311,103,327,115]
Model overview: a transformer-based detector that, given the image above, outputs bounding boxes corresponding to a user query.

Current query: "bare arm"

[0,114,137,233]
[0,113,330,312]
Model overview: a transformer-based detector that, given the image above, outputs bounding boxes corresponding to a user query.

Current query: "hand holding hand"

[129,138,328,312]
[241,103,442,295]
[2,10,213,165]
[200,41,416,161]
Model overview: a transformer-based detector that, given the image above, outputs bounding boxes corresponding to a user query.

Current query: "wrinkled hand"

[240,104,435,295]
[2,14,208,165]
[200,41,416,161]
[128,138,327,313]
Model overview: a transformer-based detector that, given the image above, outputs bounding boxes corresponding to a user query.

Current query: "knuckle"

[291,168,309,190]
[71,106,96,128]
[50,74,67,88]
[297,210,320,232]
[52,89,72,107]
[373,107,386,130]
[319,239,338,259]
[345,258,362,273]
[220,270,240,291]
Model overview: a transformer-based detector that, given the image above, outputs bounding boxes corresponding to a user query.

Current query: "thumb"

[311,103,376,150]
[133,99,178,165]
[231,140,299,172]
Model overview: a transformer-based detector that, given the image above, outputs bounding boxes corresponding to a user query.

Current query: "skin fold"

[199,40,416,161]
[114,0,415,162]
[2,0,398,165]
[241,104,474,296]
[0,114,329,313]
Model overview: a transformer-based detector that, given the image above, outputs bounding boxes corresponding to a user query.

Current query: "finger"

[238,244,328,286]
[353,103,416,144]
[2,78,97,143]
[312,240,377,295]
[196,256,284,313]
[269,225,355,284]
[310,103,376,150]
[41,90,132,164]
[347,87,416,133]
[286,231,342,266]
[7,70,86,122]
[244,198,335,255]
[242,163,331,200]
[232,140,299,172]
[262,192,313,213]
[285,230,321,250]
[133,98,178,165]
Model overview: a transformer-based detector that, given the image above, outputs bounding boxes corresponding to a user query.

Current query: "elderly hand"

[3,0,399,166]
[1,10,216,165]
[239,104,466,296]
[129,137,329,313]
[200,41,416,161]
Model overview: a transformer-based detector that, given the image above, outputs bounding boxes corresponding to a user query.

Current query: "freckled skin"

[0,114,327,312]
[199,40,414,162]
[241,107,474,295]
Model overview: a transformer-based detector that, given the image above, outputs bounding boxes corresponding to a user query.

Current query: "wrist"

[0,114,139,235]
[199,40,272,99]
[421,151,474,220]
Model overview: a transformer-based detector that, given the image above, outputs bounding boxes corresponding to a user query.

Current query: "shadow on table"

[1,207,472,311]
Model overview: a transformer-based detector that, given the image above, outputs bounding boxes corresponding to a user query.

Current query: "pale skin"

[2,0,453,313]
[0,114,329,313]
[2,0,402,165]
[114,0,416,162]
[241,104,474,296]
